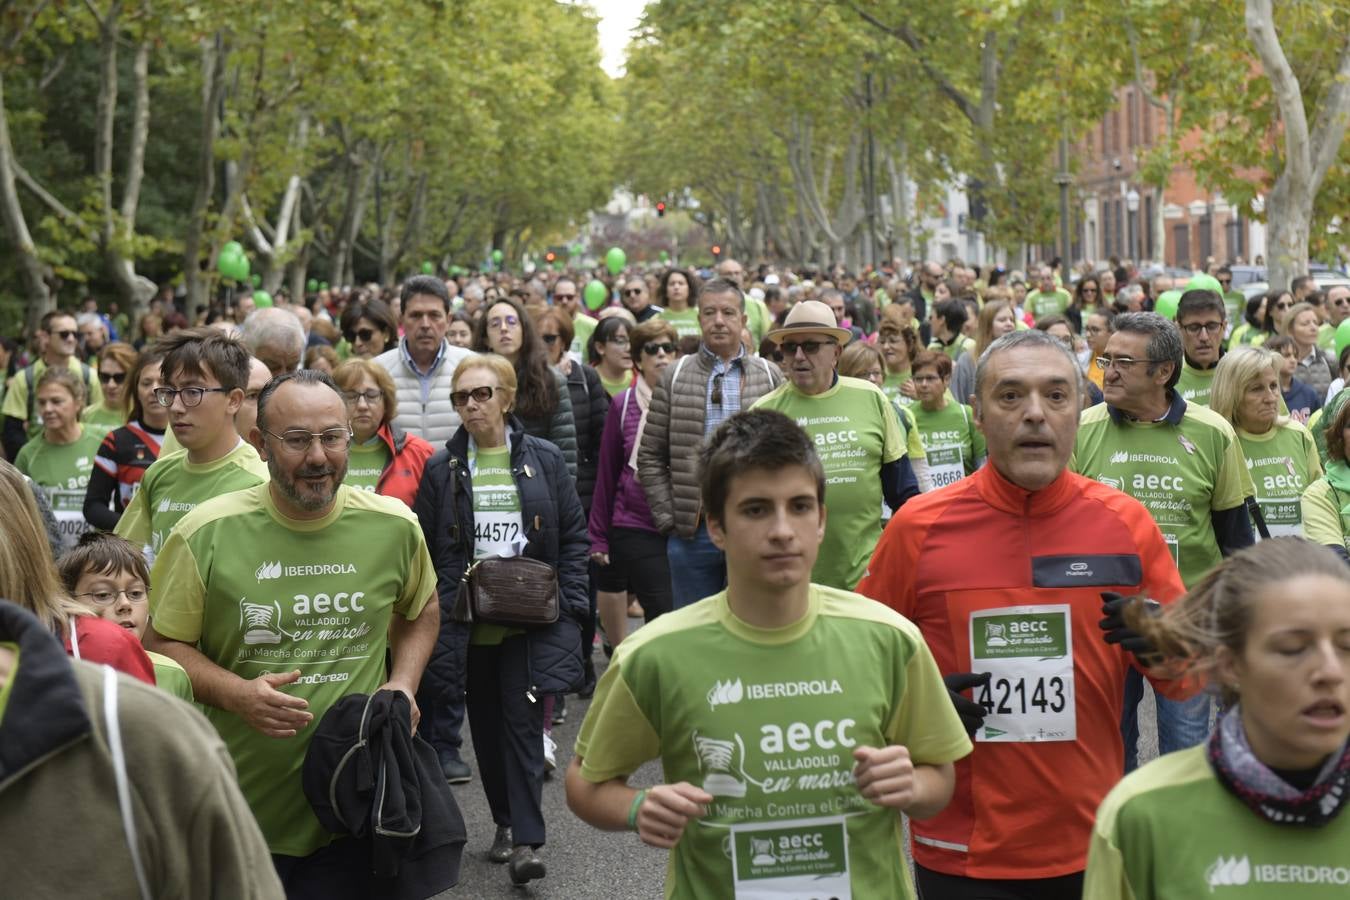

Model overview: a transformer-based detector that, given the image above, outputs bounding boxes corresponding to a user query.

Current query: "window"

[1127,92,1138,147]
[1173,223,1190,267]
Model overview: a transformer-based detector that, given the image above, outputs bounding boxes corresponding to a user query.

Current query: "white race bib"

[926,443,965,488]
[730,815,851,899]
[1256,497,1302,539]
[969,604,1076,743]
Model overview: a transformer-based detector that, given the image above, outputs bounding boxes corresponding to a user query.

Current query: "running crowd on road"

[1,257,1348,899]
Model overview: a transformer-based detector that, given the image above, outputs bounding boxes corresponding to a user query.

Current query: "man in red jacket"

[858,329,1192,900]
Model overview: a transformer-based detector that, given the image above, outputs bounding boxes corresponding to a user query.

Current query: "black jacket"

[564,361,609,515]
[413,419,588,703]
[302,690,465,900]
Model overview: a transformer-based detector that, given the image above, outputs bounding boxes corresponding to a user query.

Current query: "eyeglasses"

[1096,356,1167,371]
[554,293,577,302]
[75,588,148,605]
[542,334,560,344]
[450,386,496,407]
[1217,279,1232,287]
[1081,287,1098,293]
[912,374,943,384]
[642,342,676,356]
[99,371,127,385]
[1274,301,1293,310]
[603,337,631,347]
[1181,322,1225,336]
[264,427,352,453]
[342,389,382,405]
[344,328,378,344]
[155,386,230,407]
[488,315,519,330]
[623,288,645,297]
[780,340,837,356]
[711,373,724,406]
[54,330,78,340]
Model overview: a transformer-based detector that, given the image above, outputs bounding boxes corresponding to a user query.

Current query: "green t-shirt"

[752,377,905,590]
[1222,290,1245,327]
[571,312,598,359]
[343,439,389,493]
[470,445,525,646]
[1072,401,1252,587]
[0,643,18,725]
[575,585,972,900]
[14,429,103,550]
[1317,321,1335,353]
[600,369,635,397]
[1026,288,1071,320]
[660,307,702,340]
[1085,744,1350,899]
[1238,421,1321,539]
[147,649,194,702]
[114,441,268,563]
[910,401,985,488]
[882,370,913,407]
[80,402,125,441]
[745,295,771,346]
[1175,362,1217,407]
[149,483,436,857]
[0,357,103,437]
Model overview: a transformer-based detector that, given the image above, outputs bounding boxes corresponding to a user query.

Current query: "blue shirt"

[399,337,449,406]
[701,344,746,436]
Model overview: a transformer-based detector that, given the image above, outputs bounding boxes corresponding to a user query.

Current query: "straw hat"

[764,300,853,345]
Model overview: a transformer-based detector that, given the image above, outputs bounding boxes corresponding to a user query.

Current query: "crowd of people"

[0,254,1347,898]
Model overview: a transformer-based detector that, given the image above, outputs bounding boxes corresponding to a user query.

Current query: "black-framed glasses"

[75,587,148,605]
[99,370,127,385]
[711,373,724,405]
[154,386,230,408]
[342,389,382,405]
[542,334,560,344]
[781,339,837,357]
[450,386,496,407]
[345,328,378,344]
[264,427,352,453]
[642,342,676,356]
[1096,356,1166,371]
[1181,322,1224,336]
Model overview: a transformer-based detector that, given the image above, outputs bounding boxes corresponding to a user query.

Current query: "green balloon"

[220,251,249,283]
[659,250,670,263]
[491,249,504,265]
[450,265,464,276]
[1154,289,1183,320]
[250,273,262,288]
[583,279,608,311]
[319,281,329,291]
[421,261,434,275]
[1335,320,1350,360]
[221,240,244,258]
[1186,273,1223,296]
[252,290,273,308]
[605,247,626,276]
[307,278,319,293]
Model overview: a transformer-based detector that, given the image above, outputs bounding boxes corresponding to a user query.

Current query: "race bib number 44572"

[968,605,1076,743]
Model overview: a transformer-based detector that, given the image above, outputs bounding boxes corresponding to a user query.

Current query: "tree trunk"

[0,71,51,332]
[104,37,155,317]
[183,33,228,321]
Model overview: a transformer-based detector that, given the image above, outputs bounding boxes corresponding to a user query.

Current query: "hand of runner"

[852,744,915,809]
[635,782,712,849]
[231,669,312,738]
[590,551,610,566]
[899,379,918,399]
[379,679,421,733]
[943,671,992,736]
[1099,591,1161,665]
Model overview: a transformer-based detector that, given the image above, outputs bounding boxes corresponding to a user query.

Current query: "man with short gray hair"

[239,308,306,379]
[1072,311,1253,771]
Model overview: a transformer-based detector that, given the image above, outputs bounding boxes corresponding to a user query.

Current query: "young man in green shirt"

[567,408,970,900]
[1174,289,1227,407]
[115,328,268,561]
[752,301,917,590]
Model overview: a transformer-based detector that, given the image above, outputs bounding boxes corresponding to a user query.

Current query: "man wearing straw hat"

[753,300,917,590]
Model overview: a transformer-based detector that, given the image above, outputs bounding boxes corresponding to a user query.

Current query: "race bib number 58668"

[968,605,1076,743]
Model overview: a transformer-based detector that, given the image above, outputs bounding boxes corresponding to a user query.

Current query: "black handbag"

[462,555,560,628]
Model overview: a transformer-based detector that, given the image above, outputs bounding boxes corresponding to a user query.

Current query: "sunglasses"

[780,340,836,356]
[642,342,676,356]
[99,370,127,385]
[450,386,496,407]
[344,328,378,343]
[711,373,724,406]
[54,330,77,340]
[623,288,645,297]
[554,293,577,302]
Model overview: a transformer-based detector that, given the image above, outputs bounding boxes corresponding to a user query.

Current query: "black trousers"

[915,864,1083,900]
[272,838,371,899]
[466,634,546,847]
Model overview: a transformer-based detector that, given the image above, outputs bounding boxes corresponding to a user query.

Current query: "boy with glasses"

[2,310,101,458]
[115,328,267,562]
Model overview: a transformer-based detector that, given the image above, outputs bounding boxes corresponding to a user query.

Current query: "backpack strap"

[23,362,36,426]
[103,665,153,900]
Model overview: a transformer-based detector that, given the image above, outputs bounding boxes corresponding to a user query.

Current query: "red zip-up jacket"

[858,464,1189,881]
[373,422,435,509]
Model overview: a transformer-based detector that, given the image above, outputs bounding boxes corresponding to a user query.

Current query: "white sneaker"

[543,731,557,772]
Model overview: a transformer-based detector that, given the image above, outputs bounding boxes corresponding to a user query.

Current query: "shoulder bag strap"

[103,665,153,900]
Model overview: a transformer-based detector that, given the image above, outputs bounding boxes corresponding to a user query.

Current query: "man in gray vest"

[376,276,473,446]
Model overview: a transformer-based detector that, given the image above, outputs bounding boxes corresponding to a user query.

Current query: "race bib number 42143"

[968,604,1076,743]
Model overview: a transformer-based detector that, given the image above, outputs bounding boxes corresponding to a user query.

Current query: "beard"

[269,456,347,512]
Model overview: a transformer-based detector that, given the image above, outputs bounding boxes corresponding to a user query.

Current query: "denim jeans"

[1121,666,1213,772]
[667,522,727,609]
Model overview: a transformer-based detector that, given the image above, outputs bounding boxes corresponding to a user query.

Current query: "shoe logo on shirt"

[239,598,286,645]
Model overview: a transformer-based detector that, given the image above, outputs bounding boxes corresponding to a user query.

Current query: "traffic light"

[656,201,666,217]
[711,244,722,259]
[545,251,556,263]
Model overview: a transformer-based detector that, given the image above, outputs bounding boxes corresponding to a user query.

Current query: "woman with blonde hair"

[0,459,153,682]
[331,357,434,507]
[1210,346,1321,538]
[1086,539,1350,897]
[82,342,138,439]
[951,299,1018,405]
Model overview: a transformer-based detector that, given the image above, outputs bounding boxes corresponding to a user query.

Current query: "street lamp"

[1126,188,1140,264]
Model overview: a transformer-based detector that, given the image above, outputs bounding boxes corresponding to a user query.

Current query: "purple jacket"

[588,386,659,554]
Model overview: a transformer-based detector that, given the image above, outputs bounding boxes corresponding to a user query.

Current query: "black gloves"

[944,672,992,737]
[1099,591,1161,665]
